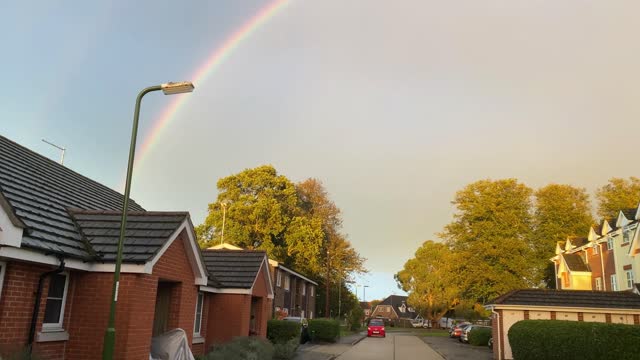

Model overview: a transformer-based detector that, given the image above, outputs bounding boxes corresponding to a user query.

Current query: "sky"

[2,0,640,302]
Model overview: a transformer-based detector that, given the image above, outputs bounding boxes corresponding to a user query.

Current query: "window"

[593,244,599,255]
[301,284,306,296]
[626,271,635,289]
[595,277,602,291]
[276,270,282,287]
[623,230,631,244]
[607,237,614,250]
[194,292,204,336]
[43,273,69,329]
[301,310,305,318]
[0,262,6,300]
[284,275,290,291]
[611,275,619,291]
[310,286,314,297]
[309,311,313,319]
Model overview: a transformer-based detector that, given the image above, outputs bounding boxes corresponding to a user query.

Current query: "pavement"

[294,332,444,360]
[421,336,493,360]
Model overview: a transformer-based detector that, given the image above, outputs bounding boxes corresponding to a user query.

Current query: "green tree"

[440,179,534,303]
[596,177,640,219]
[533,184,594,287]
[395,240,460,324]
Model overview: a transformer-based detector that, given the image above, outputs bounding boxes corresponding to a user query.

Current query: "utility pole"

[42,139,66,165]
[325,251,330,318]
[220,202,228,244]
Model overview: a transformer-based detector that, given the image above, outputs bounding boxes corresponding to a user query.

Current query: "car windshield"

[369,319,384,326]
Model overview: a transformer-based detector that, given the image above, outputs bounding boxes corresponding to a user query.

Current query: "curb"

[350,335,366,346]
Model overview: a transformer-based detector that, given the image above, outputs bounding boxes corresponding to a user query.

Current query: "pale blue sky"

[3,0,640,301]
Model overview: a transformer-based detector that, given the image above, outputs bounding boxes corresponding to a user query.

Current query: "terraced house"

[551,205,640,292]
[0,135,273,359]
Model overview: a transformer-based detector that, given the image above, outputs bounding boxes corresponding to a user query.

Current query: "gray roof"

[379,295,418,319]
[69,209,188,263]
[489,289,640,309]
[567,237,588,248]
[202,249,266,288]
[562,253,590,272]
[621,208,637,221]
[0,135,144,259]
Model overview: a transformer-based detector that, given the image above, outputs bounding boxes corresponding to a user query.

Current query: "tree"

[533,184,594,286]
[395,241,460,325]
[439,179,535,303]
[596,177,640,219]
[197,165,323,265]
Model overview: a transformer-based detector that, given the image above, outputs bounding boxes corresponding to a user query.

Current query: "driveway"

[421,336,493,360]
[337,333,443,360]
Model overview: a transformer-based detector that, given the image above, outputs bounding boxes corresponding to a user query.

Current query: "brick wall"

[205,293,251,348]
[0,261,73,359]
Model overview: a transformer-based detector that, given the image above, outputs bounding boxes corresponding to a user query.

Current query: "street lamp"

[102,81,194,360]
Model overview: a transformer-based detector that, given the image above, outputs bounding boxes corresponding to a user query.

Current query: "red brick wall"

[0,261,74,359]
[205,294,251,348]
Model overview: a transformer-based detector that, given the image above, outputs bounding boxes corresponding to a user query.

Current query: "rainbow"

[133,0,291,169]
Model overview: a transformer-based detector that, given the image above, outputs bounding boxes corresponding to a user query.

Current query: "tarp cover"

[149,329,196,360]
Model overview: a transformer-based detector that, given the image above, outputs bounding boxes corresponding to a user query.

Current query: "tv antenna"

[42,139,66,165]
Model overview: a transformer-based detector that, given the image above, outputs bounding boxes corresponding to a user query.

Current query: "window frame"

[42,272,70,330]
[284,274,290,291]
[611,274,618,291]
[607,237,614,250]
[310,286,314,297]
[595,277,602,291]
[626,270,634,289]
[0,261,6,301]
[276,270,282,287]
[194,292,204,336]
[593,244,599,255]
[301,284,306,296]
[623,230,631,244]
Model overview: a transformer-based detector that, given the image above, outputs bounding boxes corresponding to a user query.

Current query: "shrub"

[308,318,340,343]
[508,320,640,360]
[267,320,301,344]
[468,327,491,346]
[272,338,299,360]
[204,337,274,360]
[348,306,364,331]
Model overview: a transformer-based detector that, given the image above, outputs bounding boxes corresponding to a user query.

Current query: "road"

[337,333,444,360]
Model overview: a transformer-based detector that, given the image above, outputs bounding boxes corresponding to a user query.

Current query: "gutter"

[28,256,65,350]
[490,307,502,360]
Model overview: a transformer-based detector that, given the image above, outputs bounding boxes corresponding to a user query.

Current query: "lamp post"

[220,201,228,245]
[102,82,194,360]
[363,285,369,302]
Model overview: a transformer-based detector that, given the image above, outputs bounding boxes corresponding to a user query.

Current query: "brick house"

[370,295,418,323]
[551,205,640,292]
[0,135,273,359]
[269,260,317,319]
[200,249,273,346]
[209,243,318,320]
[486,289,640,360]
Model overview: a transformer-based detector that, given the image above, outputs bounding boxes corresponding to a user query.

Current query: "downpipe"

[491,308,502,360]
[28,256,66,350]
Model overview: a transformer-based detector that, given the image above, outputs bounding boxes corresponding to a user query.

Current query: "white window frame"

[623,230,631,244]
[626,270,635,289]
[310,286,314,297]
[611,274,619,291]
[607,237,614,250]
[309,311,313,319]
[301,284,306,296]
[284,274,290,291]
[0,261,6,300]
[42,272,70,330]
[593,244,599,255]
[301,310,305,319]
[595,277,602,291]
[194,292,204,336]
[276,270,282,287]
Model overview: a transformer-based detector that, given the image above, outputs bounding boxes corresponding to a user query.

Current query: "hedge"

[468,327,491,346]
[273,338,299,360]
[508,320,640,360]
[203,337,273,360]
[267,320,301,344]
[308,318,340,343]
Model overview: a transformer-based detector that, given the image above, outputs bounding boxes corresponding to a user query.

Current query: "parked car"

[449,322,470,338]
[460,324,491,343]
[282,317,310,343]
[367,318,386,337]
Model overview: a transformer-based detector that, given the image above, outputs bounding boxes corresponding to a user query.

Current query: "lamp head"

[161,81,195,95]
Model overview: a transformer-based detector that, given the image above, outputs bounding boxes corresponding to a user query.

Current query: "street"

[337,333,443,360]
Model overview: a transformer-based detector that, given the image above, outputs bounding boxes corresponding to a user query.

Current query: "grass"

[339,324,361,337]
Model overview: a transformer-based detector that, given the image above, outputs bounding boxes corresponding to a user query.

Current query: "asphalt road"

[421,336,493,360]
[337,333,443,360]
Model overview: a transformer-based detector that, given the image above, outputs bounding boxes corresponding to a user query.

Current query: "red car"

[367,318,386,337]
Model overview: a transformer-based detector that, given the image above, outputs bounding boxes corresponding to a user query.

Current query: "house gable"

[0,193,23,248]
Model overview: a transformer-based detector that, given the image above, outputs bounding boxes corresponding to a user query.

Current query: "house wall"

[586,247,604,289]
[0,261,74,359]
[205,293,251,347]
[494,307,640,360]
[270,266,315,319]
[370,305,397,320]
[569,274,592,290]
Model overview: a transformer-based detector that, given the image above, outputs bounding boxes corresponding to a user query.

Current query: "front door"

[153,282,172,336]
